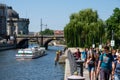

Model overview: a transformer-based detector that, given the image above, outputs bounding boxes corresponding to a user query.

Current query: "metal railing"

[67,50,77,75]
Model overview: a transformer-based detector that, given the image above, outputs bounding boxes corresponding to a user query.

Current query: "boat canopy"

[18,50,32,54]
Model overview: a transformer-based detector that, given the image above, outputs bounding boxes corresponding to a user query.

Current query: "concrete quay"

[59,48,89,80]
[0,44,16,51]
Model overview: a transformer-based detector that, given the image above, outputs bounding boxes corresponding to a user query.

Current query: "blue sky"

[1,0,120,32]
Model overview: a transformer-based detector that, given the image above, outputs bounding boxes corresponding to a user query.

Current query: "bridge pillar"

[45,45,48,50]
[41,35,43,46]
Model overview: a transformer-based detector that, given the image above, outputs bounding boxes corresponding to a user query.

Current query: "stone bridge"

[16,35,64,49]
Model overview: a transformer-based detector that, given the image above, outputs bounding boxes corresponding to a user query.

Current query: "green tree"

[64,9,105,47]
[106,8,120,48]
[40,28,54,35]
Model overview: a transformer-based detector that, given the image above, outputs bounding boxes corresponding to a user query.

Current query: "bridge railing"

[16,35,64,38]
[67,50,77,75]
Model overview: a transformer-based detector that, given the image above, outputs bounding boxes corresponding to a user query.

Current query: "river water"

[0,46,65,80]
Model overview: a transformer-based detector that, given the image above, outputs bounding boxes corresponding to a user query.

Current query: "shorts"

[88,65,95,72]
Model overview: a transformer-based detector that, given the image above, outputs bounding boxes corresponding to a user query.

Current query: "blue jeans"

[114,74,120,80]
[100,68,111,80]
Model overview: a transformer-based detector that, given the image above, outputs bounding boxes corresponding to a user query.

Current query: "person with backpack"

[96,46,114,80]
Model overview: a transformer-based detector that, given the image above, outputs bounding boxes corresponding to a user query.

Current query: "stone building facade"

[0,4,7,38]
[7,6,29,36]
[0,3,29,39]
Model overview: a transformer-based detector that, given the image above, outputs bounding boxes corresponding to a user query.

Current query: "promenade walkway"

[61,47,113,80]
[83,68,89,80]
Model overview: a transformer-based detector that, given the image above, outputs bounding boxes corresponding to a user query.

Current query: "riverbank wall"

[0,44,16,51]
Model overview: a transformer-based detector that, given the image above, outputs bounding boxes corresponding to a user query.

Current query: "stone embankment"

[0,44,16,51]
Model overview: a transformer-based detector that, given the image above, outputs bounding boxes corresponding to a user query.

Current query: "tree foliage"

[106,8,120,48]
[64,9,105,47]
[40,28,54,35]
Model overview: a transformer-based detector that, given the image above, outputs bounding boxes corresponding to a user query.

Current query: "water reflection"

[0,46,64,80]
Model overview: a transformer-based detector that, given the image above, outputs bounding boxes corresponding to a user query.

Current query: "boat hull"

[16,47,46,59]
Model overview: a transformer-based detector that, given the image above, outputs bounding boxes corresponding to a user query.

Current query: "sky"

[0,0,120,32]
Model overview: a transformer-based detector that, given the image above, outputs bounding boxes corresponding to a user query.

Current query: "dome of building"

[0,3,7,7]
[7,6,19,18]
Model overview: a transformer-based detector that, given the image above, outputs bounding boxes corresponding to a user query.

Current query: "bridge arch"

[43,38,63,49]
[17,39,29,48]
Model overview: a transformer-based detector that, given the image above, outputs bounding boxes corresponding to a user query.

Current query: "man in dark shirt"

[74,48,81,60]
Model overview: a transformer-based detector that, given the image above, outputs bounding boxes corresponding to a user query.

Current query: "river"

[0,46,65,80]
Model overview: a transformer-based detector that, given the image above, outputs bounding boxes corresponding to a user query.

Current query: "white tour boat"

[16,46,46,59]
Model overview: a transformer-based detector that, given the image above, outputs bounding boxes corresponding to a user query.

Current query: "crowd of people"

[73,46,120,80]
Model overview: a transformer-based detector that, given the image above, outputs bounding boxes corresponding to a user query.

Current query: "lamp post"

[92,38,95,48]
[40,18,47,46]
[99,25,102,50]
[99,37,102,50]
[40,19,42,35]
[40,19,43,46]
[111,30,115,49]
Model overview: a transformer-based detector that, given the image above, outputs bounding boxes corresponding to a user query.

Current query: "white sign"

[99,45,102,50]
[111,40,115,46]
[92,44,95,48]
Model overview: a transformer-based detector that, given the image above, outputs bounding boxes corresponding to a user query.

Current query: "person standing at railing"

[73,48,81,60]
[81,48,87,68]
